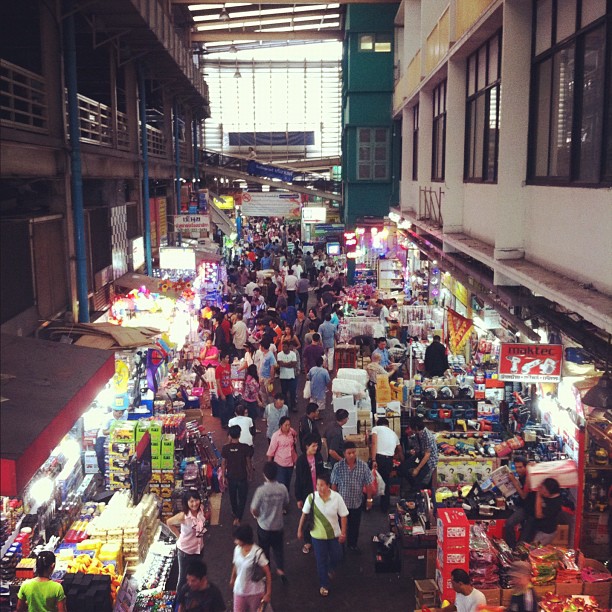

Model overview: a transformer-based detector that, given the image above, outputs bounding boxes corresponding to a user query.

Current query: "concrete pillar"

[494,0,532,260]
[443,56,467,233]
[400,105,414,213]
[417,89,433,205]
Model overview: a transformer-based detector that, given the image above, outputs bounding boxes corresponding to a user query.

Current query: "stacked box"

[108,422,137,491]
[161,434,175,470]
[436,508,470,603]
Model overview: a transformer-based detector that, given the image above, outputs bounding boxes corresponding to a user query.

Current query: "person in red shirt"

[220,314,231,345]
[215,351,235,428]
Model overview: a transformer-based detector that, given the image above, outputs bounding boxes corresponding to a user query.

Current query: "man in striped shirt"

[331,442,374,553]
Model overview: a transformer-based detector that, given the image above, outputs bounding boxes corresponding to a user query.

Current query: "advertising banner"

[498,343,563,382]
[247,161,294,183]
[214,195,235,210]
[302,207,327,224]
[174,214,211,233]
[241,192,301,219]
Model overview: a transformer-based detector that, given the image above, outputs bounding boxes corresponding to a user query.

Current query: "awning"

[0,334,115,496]
[114,272,161,294]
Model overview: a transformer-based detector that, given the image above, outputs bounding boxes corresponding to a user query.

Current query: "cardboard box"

[580,559,611,605]
[533,584,555,599]
[437,509,470,546]
[479,588,501,606]
[161,434,175,454]
[150,470,162,483]
[151,456,161,470]
[555,582,583,597]
[160,453,174,470]
[501,588,513,607]
[183,408,202,424]
[161,470,175,484]
[551,524,570,547]
[151,441,161,458]
[437,547,468,567]
[83,451,98,474]
[148,421,163,442]
[108,457,130,472]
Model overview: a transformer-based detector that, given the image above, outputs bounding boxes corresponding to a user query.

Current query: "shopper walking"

[167,489,207,593]
[242,364,262,424]
[318,315,337,371]
[404,416,438,491]
[297,472,348,597]
[257,339,277,406]
[215,351,235,428]
[294,434,324,555]
[326,409,349,467]
[266,416,298,494]
[17,551,66,612]
[230,524,272,612]
[176,561,226,612]
[250,462,290,584]
[297,273,310,310]
[331,442,374,553]
[303,333,324,376]
[371,418,403,512]
[306,356,330,413]
[231,312,248,359]
[424,334,450,378]
[264,393,289,442]
[221,426,254,527]
[298,403,321,453]
[228,404,255,447]
[277,341,298,413]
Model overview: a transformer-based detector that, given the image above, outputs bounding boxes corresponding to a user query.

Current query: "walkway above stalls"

[0,334,115,496]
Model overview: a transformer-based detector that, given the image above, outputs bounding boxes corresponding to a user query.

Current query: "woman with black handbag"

[230,524,272,612]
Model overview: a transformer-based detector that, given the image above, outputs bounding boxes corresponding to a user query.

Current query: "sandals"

[319,587,329,597]
[302,544,311,554]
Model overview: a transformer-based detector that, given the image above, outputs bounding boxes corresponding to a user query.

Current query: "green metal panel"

[344,4,399,32]
[343,92,393,125]
[343,183,393,225]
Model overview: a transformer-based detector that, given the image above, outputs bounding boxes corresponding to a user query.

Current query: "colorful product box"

[160,453,174,470]
[151,456,161,470]
[160,471,175,484]
[150,441,161,458]
[161,434,175,454]
[437,508,470,546]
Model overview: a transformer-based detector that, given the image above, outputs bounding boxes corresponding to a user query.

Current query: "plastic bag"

[303,381,311,399]
[370,469,385,497]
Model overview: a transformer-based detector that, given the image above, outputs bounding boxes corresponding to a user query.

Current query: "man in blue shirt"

[261,252,273,270]
[307,356,330,412]
[372,338,400,379]
[318,315,337,371]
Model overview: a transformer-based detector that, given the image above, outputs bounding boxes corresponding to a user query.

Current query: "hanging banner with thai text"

[240,192,301,219]
[498,343,563,382]
[174,214,211,233]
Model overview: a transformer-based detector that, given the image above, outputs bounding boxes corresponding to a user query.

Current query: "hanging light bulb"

[219,5,230,21]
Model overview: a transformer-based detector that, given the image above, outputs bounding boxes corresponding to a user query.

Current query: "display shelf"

[0,516,24,558]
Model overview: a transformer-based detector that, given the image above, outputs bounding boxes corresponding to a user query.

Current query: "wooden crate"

[555,581,583,597]
[479,588,501,605]
[551,524,570,547]
[415,579,439,609]
[533,584,556,600]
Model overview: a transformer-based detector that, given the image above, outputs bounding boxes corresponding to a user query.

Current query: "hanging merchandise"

[447,308,473,355]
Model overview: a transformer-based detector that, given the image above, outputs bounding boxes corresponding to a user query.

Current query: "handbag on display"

[303,493,316,532]
[250,548,266,583]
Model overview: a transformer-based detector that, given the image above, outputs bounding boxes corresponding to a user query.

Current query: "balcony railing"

[70,93,112,146]
[0,59,48,133]
[456,0,495,40]
[146,124,166,157]
[117,111,130,151]
[425,6,450,75]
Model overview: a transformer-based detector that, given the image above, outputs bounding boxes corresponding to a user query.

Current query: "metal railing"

[117,111,130,150]
[0,59,48,132]
[70,92,112,146]
[146,124,166,157]
[419,186,444,227]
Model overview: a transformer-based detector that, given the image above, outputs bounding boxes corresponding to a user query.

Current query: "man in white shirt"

[277,341,298,413]
[228,404,255,446]
[231,312,248,357]
[370,417,403,512]
[447,569,487,612]
[245,279,259,297]
[284,272,298,307]
[291,262,303,278]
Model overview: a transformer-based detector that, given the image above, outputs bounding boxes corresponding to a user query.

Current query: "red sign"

[498,343,563,382]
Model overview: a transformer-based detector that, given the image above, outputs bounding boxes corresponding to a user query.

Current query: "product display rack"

[377,258,404,296]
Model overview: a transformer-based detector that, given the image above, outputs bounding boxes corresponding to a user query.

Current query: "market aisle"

[198,374,416,611]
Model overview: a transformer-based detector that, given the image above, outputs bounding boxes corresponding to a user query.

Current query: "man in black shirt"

[221,426,254,527]
[177,561,226,612]
[504,456,530,548]
[522,477,563,545]
[298,403,322,453]
[325,409,349,467]
[424,335,450,377]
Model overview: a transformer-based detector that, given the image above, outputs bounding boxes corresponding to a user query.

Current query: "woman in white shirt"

[297,472,348,597]
[230,524,272,612]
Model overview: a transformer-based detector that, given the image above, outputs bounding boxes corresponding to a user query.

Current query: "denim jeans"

[177,548,204,593]
[275,465,293,494]
[311,536,343,588]
[228,478,249,520]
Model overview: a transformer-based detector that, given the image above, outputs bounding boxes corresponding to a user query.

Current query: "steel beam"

[192,30,343,42]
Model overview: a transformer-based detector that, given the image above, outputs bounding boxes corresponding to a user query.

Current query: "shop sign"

[302,207,327,224]
[174,214,211,233]
[313,223,345,238]
[129,237,145,271]
[159,247,196,271]
[498,343,563,382]
[247,160,294,182]
[157,197,168,243]
[482,309,502,329]
[214,195,234,210]
[113,360,130,394]
[241,192,301,219]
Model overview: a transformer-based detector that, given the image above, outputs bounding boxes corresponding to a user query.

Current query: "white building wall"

[396,0,612,299]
